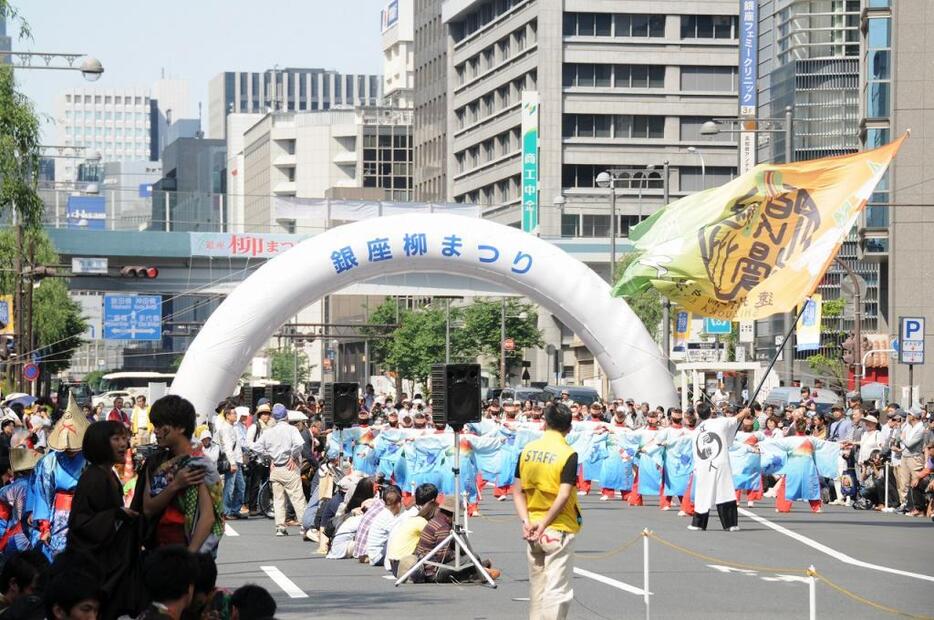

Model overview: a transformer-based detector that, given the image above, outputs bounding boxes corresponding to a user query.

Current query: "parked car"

[543,385,601,406]
[92,390,134,410]
[501,387,550,404]
[762,387,840,415]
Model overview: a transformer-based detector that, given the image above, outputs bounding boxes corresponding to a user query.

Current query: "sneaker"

[600,495,610,502]
[496,495,507,502]
[577,490,588,496]
[677,510,688,517]
[747,501,755,508]
[843,497,852,507]
[660,505,672,511]
[305,529,320,543]
[728,526,740,532]
[276,527,288,537]
[687,525,702,531]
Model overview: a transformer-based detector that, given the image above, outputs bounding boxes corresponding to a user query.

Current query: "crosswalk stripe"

[261,566,309,599]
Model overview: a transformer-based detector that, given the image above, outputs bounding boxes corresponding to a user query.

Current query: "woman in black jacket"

[67,421,141,619]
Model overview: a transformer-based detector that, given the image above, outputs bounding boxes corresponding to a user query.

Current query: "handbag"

[217,452,230,475]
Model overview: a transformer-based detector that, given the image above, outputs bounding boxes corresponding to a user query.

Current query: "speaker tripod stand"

[395,427,496,588]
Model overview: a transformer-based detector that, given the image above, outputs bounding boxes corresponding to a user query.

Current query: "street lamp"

[1,52,104,81]
[595,171,618,283]
[687,146,706,189]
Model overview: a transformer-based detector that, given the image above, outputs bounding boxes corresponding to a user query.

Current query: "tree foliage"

[268,347,310,385]
[0,63,44,229]
[365,297,544,389]
[0,228,86,377]
[616,253,663,340]
[806,353,848,393]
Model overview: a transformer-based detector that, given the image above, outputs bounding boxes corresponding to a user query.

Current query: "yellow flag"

[614,135,907,320]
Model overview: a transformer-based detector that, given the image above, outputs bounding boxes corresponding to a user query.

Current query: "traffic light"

[120,266,159,278]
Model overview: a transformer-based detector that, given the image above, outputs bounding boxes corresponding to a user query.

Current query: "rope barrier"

[575,533,643,561]
[810,569,934,620]
[646,531,807,574]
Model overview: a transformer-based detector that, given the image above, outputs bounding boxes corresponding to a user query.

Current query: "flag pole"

[747,297,812,406]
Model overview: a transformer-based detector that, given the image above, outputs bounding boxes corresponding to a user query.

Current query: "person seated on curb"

[314,475,356,555]
[364,485,405,566]
[385,483,438,575]
[396,495,501,583]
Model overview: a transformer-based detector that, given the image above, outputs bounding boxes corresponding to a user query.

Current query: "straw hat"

[10,447,42,473]
[863,415,879,425]
[47,392,91,451]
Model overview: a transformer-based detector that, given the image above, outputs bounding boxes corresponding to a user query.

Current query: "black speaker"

[324,382,358,428]
[266,383,293,408]
[431,363,481,429]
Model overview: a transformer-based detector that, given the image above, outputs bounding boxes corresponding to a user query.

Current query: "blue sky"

[11,0,388,140]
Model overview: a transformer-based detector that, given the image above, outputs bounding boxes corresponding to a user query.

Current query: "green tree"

[806,353,848,393]
[616,253,663,340]
[0,228,85,383]
[0,63,44,228]
[360,298,402,365]
[84,369,109,392]
[382,306,447,393]
[460,298,543,382]
[268,347,310,385]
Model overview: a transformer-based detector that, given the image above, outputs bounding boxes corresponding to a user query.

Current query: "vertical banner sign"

[795,294,823,352]
[0,295,13,335]
[739,0,758,175]
[521,91,540,234]
[673,310,691,352]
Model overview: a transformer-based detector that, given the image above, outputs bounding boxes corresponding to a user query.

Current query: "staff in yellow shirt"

[513,402,581,620]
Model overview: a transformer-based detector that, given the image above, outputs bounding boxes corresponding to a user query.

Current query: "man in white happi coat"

[689,403,750,532]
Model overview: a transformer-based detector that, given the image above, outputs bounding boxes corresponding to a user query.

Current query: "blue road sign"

[898,316,925,365]
[704,318,732,335]
[22,363,39,382]
[103,295,162,341]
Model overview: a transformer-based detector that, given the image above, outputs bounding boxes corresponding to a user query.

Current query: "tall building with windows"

[413,0,448,200]
[207,69,383,140]
[442,1,739,264]
[871,0,934,400]
[54,87,155,181]
[754,0,879,378]
[439,0,739,387]
[382,0,415,107]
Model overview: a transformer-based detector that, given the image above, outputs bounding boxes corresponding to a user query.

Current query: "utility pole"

[781,106,795,385]
[500,298,506,387]
[661,161,671,369]
[835,257,863,388]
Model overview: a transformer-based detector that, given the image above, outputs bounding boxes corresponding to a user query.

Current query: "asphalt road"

[216,493,934,619]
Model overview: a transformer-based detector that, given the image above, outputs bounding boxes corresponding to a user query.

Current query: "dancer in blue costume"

[0,447,43,556]
[26,394,89,560]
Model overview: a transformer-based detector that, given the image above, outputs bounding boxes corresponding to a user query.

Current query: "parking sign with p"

[898,316,925,365]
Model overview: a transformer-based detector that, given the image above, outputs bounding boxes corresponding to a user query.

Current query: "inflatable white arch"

[171,214,676,415]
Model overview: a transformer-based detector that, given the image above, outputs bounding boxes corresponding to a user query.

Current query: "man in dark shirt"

[409,495,499,583]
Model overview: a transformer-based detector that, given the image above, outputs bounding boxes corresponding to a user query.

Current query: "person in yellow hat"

[25,392,89,560]
[0,446,43,557]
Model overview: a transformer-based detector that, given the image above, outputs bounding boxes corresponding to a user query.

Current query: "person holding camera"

[131,395,225,556]
[856,449,898,510]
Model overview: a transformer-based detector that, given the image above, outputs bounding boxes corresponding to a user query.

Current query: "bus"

[98,371,176,393]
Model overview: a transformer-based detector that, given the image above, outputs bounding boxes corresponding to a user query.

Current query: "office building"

[238,107,412,233]
[225,113,266,233]
[382,0,415,107]
[873,0,934,402]
[442,1,739,244]
[413,0,448,201]
[55,86,154,181]
[753,0,881,379]
[440,1,740,387]
[207,68,384,140]
[151,137,226,232]
[100,160,163,229]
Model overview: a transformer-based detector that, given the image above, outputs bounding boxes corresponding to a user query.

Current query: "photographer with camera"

[855,449,898,510]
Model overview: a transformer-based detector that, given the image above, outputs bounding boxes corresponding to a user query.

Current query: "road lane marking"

[224,524,239,537]
[260,566,309,598]
[738,508,934,583]
[573,567,651,596]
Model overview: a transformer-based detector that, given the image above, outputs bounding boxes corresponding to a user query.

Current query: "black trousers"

[246,462,269,510]
[691,500,739,530]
